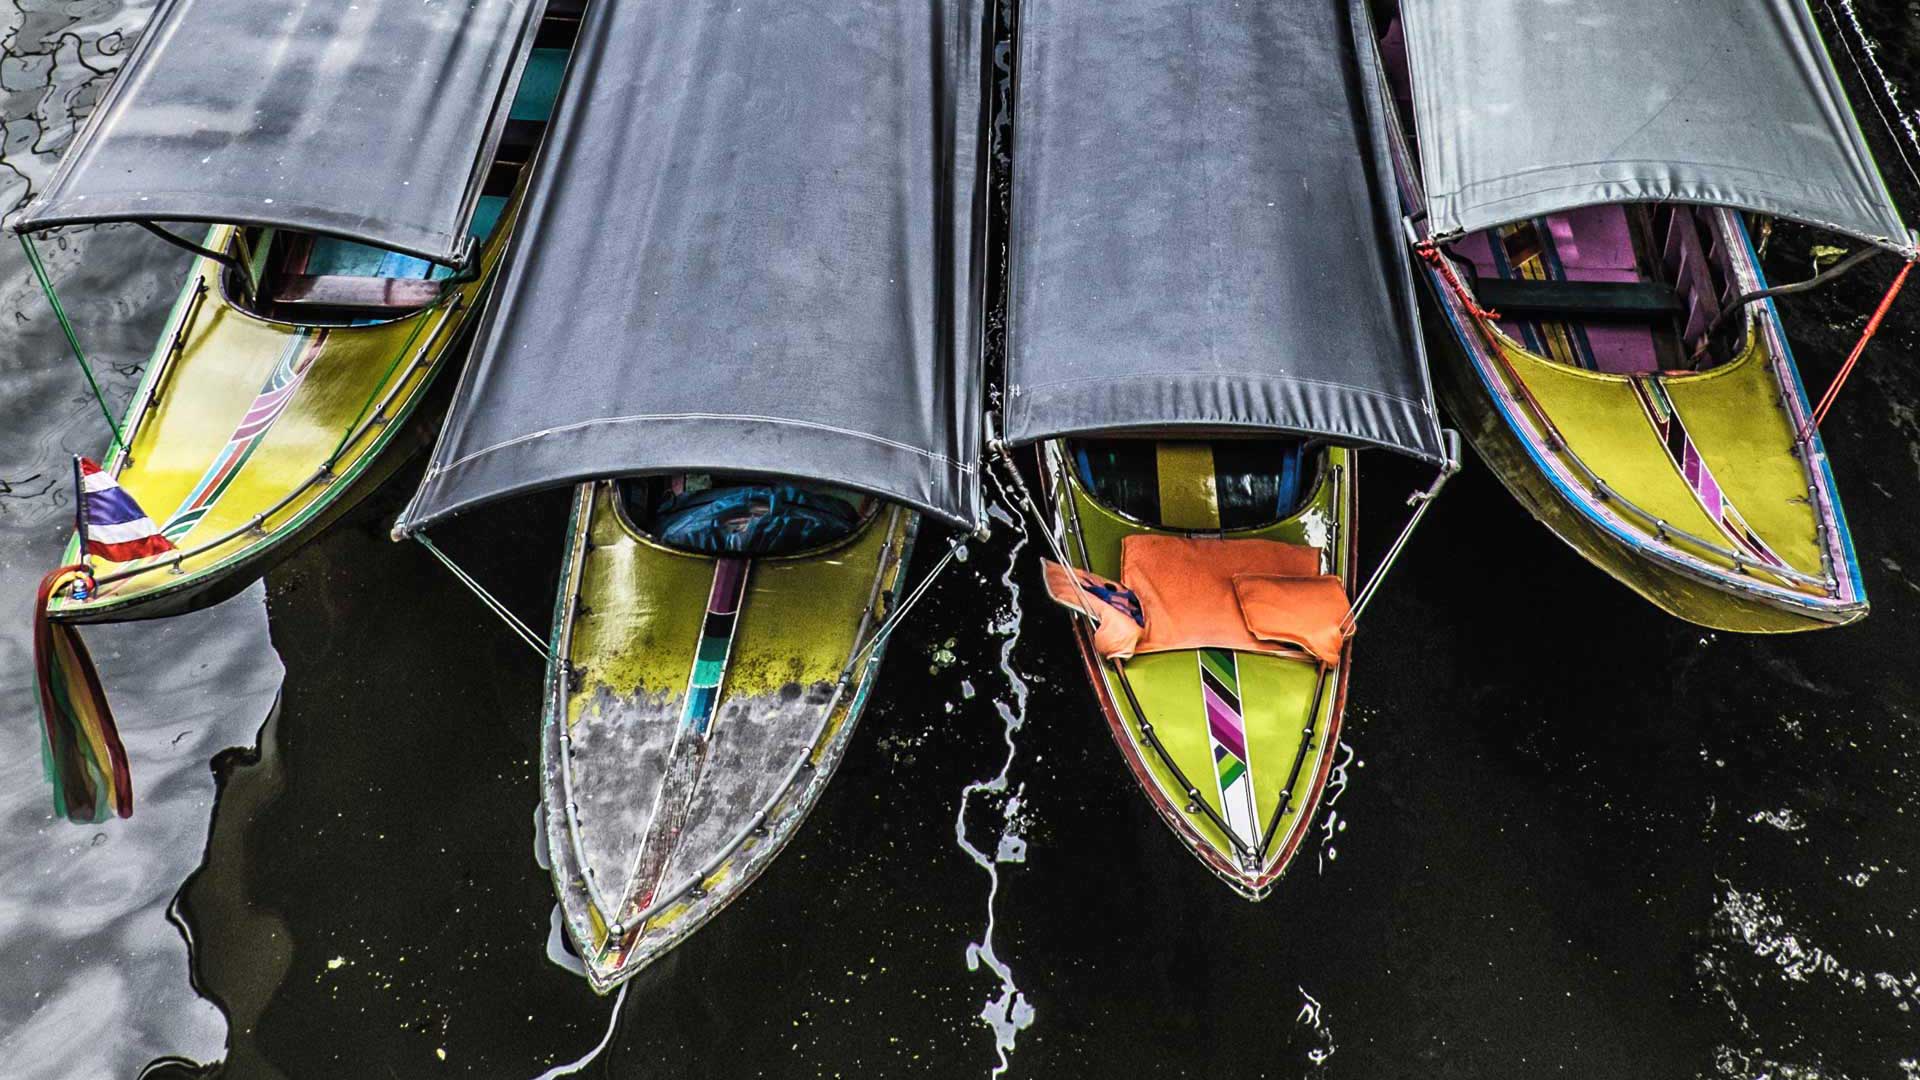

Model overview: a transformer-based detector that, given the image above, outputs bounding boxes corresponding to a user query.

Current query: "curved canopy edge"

[1404,0,1917,259]
[1004,0,1448,464]
[13,0,547,266]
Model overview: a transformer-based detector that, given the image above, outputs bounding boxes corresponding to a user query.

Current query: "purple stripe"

[708,557,747,615]
[84,486,151,527]
[1699,472,1724,521]
[1202,683,1247,761]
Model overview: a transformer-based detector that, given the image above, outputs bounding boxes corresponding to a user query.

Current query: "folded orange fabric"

[1041,535,1348,666]
[1232,574,1350,666]
[1041,561,1145,658]
[1121,533,1315,653]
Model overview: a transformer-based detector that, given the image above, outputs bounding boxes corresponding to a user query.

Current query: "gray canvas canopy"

[14,0,546,266]
[1005,0,1449,464]
[1402,0,1916,258]
[395,0,987,535]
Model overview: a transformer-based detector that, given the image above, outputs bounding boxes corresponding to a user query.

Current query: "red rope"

[1801,257,1915,442]
[1416,242,1500,322]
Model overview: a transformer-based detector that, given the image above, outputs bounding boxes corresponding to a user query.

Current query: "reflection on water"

[0,4,283,1079]
[1,0,1920,1076]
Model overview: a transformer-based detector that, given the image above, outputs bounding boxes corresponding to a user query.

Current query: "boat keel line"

[606,557,751,953]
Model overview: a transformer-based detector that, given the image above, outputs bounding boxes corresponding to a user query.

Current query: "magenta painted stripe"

[1203,684,1247,760]
[1682,442,1701,487]
[1699,474,1724,521]
[708,557,747,614]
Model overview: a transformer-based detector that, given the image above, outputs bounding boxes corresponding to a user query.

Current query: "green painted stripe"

[695,633,731,667]
[690,657,726,688]
[1199,648,1238,693]
[1218,759,1246,788]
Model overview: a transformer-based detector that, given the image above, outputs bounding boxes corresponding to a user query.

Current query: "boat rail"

[1480,328,1835,597]
[127,277,210,457]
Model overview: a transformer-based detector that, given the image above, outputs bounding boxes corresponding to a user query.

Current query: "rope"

[1801,257,1914,442]
[412,532,555,663]
[984,427,1103,625]
[20,234,124,451]
[1416,241,1500,322]
[845,532,970,670]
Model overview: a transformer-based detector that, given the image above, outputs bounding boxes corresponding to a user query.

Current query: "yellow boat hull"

[1417,224,1866,635]
[1041,442,1355,899]
[48,212,518,624]
[543,482,916,991]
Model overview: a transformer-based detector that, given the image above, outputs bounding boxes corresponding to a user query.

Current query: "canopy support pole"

[133,222,252,298]
[1799,258,1915,442]
[1340,433,1462,637]
[19,234,124,453]
[984,417,1104,624]
[412,531,558,665]
[844,531,974,671]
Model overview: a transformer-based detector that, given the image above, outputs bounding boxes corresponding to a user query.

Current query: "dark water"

[4,2,1920,1077]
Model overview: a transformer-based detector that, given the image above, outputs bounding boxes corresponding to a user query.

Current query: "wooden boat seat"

[274,273,443,311]
[1472,277,1682,321]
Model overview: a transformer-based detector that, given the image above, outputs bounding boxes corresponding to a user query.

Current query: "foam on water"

[955,494,1036,1077]
[529,984,627,1080]
[1317,740,1357,875]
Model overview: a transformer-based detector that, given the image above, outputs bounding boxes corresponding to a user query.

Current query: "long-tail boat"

[15,0,580,623]
[392,0,989,991]
[1378,0,1918,632]
[1002,0,1455,899]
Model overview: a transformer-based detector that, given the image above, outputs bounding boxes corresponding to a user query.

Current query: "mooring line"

[1825,1,1920,192]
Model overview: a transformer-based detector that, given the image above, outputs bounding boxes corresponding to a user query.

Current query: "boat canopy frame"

[11,0,549,267]
[1398,0,1918,259]
[1003,0,1450,467]
[394,0,992,536]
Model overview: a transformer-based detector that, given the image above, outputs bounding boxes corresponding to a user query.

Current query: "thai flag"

[76,457,174,563]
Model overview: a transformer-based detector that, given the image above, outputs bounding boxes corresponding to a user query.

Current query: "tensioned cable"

[412,531,555,662]
[844,530,971,670]
[20,234,124,451]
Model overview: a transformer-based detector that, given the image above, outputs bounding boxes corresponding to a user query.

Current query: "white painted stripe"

[86,517,162,544]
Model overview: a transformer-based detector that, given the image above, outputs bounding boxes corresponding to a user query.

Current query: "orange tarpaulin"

[1042,534,1349,667]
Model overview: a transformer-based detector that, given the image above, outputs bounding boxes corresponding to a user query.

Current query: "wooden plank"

[275,273,441,311]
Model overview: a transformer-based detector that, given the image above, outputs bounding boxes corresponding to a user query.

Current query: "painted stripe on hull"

[159,328,328,542]
[1198,647,1257,849]
[602,556,753,969]
[1630,376,1791,572]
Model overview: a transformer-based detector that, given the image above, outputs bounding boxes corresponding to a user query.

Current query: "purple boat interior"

[1380,16,1747,375]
